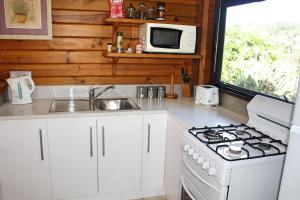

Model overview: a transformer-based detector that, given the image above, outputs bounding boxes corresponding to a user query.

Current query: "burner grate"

[188,123,287,161]
[189,123,266,144]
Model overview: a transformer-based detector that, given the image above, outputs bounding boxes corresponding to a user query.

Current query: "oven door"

[181,156,228,200]
[181,176,204,200]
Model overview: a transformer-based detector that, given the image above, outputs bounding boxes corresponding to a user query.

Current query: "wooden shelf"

[104,18,197,26]
[104,52,202,59]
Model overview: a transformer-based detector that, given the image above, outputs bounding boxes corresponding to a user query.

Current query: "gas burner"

[203,129,221,140]
[217,142,249,160]
[236,127,245,135]
[229,142,243,154]
[258,143,272,151]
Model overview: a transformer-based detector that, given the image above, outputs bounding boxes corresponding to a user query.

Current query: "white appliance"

[139,23,196,54]
[278,83,300,200]
[6,76,36,104]
[195,85,219,105]
[181,95,293,200]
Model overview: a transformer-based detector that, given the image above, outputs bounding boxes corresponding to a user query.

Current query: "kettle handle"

[25,77,36,93]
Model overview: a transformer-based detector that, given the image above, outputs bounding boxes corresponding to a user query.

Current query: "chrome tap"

[89,85,115,102]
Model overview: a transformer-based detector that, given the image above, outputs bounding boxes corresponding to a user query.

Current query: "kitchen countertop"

[0,98,247,128]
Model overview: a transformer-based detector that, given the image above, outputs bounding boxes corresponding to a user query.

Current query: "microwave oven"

[139,23,197,54]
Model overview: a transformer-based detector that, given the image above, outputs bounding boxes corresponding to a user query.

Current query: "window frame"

[211,0,294,103]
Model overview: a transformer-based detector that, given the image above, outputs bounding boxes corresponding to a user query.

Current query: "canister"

[157,86,166,99]
[147,86,158,99]
[137,86,147,99]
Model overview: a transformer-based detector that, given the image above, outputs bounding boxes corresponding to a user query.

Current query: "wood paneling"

[198,0,216,84]
[0,0,207,93]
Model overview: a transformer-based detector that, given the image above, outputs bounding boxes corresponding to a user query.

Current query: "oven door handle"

[183,157,220,192]
[181,177,198,200]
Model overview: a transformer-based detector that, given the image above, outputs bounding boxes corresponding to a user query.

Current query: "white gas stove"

[181,95,293,200]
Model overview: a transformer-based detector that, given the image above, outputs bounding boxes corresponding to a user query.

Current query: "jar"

[136,44,143,53]
[107,43,112,53]
[157,86,166,99]
[137,86,147,99]
[117,32,123,53]
[157,2,165,20]
[147,86,158,99]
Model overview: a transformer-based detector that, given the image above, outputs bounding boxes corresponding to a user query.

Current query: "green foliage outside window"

[222,23,300,101]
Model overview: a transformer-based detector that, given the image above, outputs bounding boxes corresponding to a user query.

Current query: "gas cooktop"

[188,123,287,161]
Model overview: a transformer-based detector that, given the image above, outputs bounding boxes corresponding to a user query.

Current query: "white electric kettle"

[6,76,36,104]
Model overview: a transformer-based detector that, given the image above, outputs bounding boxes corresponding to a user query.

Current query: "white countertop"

[0,98,247,129]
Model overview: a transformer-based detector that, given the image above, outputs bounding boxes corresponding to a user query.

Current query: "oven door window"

[150,27,183,49]
[181,187,193,200]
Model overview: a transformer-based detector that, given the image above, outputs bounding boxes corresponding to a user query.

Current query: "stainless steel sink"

[94,98,140,111]
[49,99,91,113]
[49,98,140,113]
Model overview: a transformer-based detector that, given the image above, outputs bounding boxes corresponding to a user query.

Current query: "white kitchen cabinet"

[97,115,143,195]
[0,119,52,200]
[142,114,167,191]
[47,117,98,200]
[164,115,186,200]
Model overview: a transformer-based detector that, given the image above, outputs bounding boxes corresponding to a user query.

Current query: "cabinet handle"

[39,129,44,161]
[147,124,151,153]
[90,127,93,157]
[102,126,105,156]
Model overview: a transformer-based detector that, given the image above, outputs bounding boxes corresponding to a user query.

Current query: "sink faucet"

[89,85,115,102]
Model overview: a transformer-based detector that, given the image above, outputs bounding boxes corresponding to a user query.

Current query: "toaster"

[195,85,219,105]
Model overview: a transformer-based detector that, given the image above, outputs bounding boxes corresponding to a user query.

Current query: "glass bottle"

[117,32,123,53]
[138,1,147,20]
[157,2,165,20]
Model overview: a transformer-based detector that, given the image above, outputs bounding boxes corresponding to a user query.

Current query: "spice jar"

[107,43,112,53]
[157,2,165,20]
[117,32,123,53]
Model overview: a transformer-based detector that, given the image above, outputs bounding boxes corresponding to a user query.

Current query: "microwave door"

[150,27,183,49]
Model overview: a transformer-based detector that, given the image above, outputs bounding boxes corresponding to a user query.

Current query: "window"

[213,0,300,102]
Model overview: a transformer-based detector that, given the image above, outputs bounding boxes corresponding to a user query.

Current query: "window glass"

[220,0,300,101]
[150,28,182,49]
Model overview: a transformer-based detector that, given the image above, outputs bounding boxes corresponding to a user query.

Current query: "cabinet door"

[97,115,143,195]
[0,119,52,200]
[48,117,98,200]
[142,114,167,190]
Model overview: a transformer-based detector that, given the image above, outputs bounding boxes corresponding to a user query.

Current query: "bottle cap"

[117,32,123,36]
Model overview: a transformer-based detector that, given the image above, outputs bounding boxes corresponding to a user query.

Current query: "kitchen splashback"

[0,92,8,107]
[31,85,182,100]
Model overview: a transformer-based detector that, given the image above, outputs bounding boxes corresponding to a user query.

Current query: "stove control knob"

[184,145,190,152]
[192,153,199,160]
[197,157,204,165]
[188,148,195,156]
[202,162,210,170]
[208,167,216,176]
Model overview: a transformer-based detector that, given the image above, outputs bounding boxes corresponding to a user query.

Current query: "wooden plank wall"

[198,0,216,84]
[0,0,206,94]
